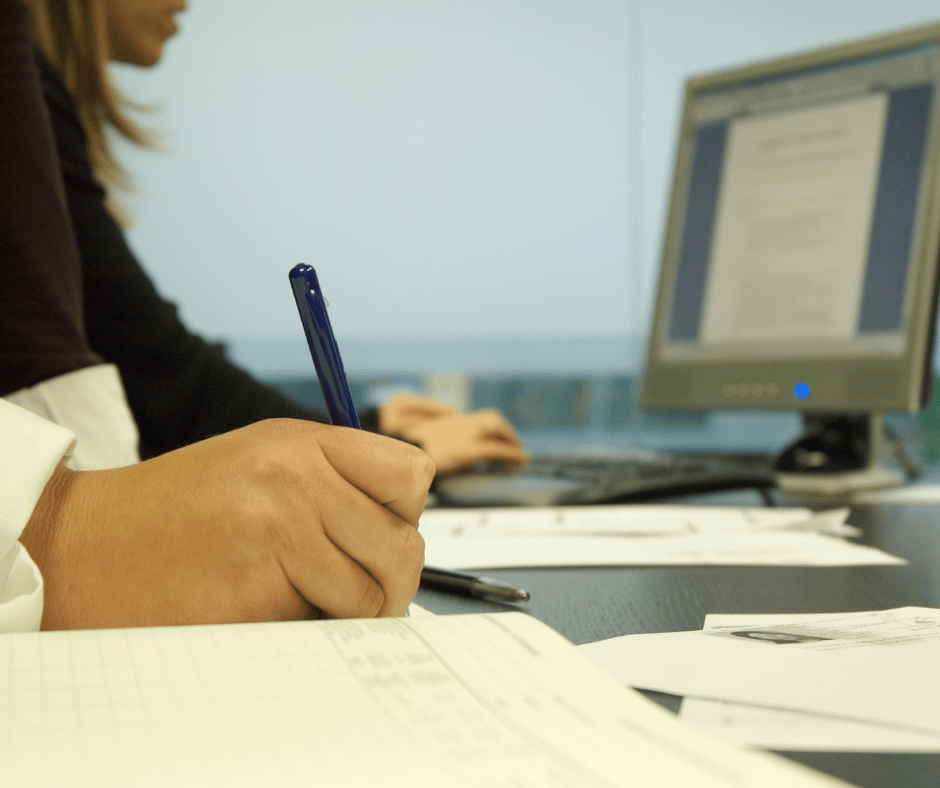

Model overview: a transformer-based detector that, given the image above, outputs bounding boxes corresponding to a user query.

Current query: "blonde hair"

[26,0,151,191]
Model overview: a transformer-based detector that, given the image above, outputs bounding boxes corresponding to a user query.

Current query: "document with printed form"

[683,611,940,752]
[579,607,940,752]
[0,612,850,787]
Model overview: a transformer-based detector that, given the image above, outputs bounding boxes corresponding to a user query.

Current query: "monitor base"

[773,412,915,497]
[776,465,907,497]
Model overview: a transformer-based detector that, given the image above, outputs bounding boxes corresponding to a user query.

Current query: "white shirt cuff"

[0,398,76,631]
[4,363,140,470]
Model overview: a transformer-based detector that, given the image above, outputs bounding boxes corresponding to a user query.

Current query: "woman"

[20,0,529,474]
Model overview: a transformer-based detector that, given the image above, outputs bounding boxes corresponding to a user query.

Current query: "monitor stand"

[774,412,913,496]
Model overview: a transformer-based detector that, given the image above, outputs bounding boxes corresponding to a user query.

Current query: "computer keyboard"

[433,450,777,507]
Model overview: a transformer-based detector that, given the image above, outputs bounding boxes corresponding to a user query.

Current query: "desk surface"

[415,497,940,788]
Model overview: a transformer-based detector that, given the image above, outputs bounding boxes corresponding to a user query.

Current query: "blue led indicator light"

[794,382,811,399]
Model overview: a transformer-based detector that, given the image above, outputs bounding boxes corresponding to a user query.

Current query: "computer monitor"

[640,22,940,494]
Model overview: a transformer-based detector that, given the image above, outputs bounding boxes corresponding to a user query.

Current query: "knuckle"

[238,420,325,485]
[225,427,326,548]
[229,485,286,552]
[400,525,426,572]
[355,577,385,618]
[406,446,437,491]
[474,409,504,428]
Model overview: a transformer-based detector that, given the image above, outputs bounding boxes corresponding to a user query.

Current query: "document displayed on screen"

[700,93,889,344]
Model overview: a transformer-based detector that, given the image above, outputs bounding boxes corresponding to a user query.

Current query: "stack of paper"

[578,607,940,752]
[419,504,905,569]
[0,612,851,787]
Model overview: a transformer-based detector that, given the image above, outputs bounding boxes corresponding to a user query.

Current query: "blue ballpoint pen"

[289,264,529,606]
[289,264,360,428]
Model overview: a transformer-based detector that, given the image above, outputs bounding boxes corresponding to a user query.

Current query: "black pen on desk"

[288,264,527,604]
[420,566,530,604]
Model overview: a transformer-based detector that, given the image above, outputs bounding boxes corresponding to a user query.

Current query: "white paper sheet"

[0,613,848,787]
[420,504,861,538]
[852,484,940,504]
[578,608,940,740]
[679,697,940,752]
[679,612,940,752]
[419,505,902,570]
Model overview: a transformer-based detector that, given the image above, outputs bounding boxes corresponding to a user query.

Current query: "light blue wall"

[112,0,940,374]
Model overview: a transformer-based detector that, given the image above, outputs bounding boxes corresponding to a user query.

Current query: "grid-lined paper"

[1,612,845,787]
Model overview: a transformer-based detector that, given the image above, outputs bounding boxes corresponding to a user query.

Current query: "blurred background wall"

[111,1,940,454]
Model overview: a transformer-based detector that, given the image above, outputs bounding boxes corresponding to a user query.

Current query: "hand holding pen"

[290,264,529,606]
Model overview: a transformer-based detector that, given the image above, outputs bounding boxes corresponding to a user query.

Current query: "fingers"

[314,425,436,525]
[389,391,460,417]
[378,396,529,474]
[400,410,529,474]
[288,445,426,616]
[436,439,528,474]
[377,391,460,435]
[279,489,424,618]
[460,437,530,467]
[463,412,530,466]
[470,409,528,453]
[276,424,431,616]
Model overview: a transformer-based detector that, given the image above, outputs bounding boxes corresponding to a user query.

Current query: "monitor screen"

[641,23,940,418]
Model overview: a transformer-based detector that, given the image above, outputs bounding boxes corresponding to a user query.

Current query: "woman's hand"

[378,392,529,475]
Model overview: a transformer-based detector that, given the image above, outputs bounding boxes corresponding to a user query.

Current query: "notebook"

[0,612,847,787]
